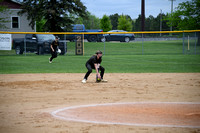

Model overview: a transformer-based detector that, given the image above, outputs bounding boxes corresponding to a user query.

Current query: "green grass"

[0,40,200,74]
[0,55,200,74]
[66,40,199,55]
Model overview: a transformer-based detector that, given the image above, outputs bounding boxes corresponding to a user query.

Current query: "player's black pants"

[84,64,105,80]
[50,51,57,61]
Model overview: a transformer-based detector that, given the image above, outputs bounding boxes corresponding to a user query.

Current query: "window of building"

[12,17,19,28]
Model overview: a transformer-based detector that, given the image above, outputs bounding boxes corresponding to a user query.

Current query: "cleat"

[49,58,52,63]
[101,79,108,82]
[82,79,87,83]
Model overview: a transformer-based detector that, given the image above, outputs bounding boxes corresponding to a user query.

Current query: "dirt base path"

[0,73,200,133]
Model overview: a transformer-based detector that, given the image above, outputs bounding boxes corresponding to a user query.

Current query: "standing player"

[82,50,107,83]
[49,36,59,63]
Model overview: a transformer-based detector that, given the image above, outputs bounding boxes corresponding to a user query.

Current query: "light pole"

[141,0,145,31]
[169,0,176,31]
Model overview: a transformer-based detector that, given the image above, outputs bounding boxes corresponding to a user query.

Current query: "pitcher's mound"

[52,102,200,128]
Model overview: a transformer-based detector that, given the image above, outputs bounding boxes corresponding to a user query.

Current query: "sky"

[80,0,190,19]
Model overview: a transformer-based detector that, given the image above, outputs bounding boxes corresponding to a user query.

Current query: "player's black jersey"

[86,55,102,68]
[51,40,59,51]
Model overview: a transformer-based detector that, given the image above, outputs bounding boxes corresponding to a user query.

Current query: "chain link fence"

[0,31,199,56]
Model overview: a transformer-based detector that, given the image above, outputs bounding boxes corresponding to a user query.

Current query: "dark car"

[13,34,67,55]
[102,30,135,42]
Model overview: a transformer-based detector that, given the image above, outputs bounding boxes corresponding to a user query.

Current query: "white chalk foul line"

[51,102,200,128]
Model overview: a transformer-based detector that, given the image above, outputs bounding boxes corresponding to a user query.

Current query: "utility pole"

[169,0,176,31]
[141,0,145,31]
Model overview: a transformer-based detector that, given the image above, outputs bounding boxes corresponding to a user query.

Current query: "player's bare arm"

[94,63,101,78]
[50,45,54,52]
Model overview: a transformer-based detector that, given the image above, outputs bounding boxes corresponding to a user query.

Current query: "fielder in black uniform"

[82,50,107,83]
[49,36,59,63]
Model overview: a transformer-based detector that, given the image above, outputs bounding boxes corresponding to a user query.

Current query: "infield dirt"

[0,73,200,133]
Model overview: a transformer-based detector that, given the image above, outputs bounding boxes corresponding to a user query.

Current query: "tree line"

[74,12,171,32]
[0,0,199,33]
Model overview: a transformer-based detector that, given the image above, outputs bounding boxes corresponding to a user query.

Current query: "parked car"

[13,34,67,55]
[102,30,135,42]
[65,24,104,42]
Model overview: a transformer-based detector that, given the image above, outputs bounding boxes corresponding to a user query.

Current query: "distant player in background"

[49,36,59,63]
[82,50,107,83]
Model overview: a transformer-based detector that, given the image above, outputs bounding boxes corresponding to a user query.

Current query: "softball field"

[0,73,200,133]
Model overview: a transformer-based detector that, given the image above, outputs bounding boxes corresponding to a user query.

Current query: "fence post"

[104,35,105,55]
[182,32,185,54]
[83,34,84,56]
[24,37,26,56]
[195,32,197,55]
[142,33,144,55]
[64,34,66,56]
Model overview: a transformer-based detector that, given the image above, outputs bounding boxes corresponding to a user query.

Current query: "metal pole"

[24,37,26,56]
[64,34,66,56]
[195,32,197,55]
[83,34,84,56]
[188,35,190,51]
[169,0,175,31]
[142,33,144,55]
[170,0,173,32]
[169,0,175,36]
[104,36,105,55]
[183,32,185,54]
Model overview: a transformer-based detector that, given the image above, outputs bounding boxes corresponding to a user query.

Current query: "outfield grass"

[66,40,199,55]
[0,40,199,74]
[0,55,200,74]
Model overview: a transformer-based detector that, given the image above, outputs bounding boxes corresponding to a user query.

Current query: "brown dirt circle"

[52,102,200,128]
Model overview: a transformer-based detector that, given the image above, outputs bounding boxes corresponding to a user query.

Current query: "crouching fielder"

[82,50,107,83]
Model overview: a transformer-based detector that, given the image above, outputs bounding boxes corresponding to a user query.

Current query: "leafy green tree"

[165,0,200,45]
[100,15,112,32]
[109,13,119,30]
[134,15,142,31]
[18,0,87,32]
[132,19,136,31]
[145,15,154,31]
[156,13,170,31]
[0,0,9,29]
[166,0,200,30]
[134,14,169,32]
[117,15,132,31]
[36,18,46,32]
[75,11,100,29]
